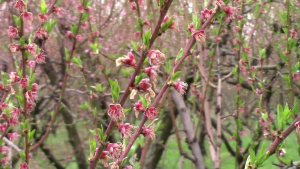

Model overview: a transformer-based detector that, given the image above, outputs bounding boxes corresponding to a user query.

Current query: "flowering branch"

[29,13,83,152]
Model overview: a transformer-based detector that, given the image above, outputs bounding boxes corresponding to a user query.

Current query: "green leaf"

[278,156,292,165]
[55,0,62,6]
[292,62,299,73]
[20,152,26,161]
[142,29,152,46]
[134,74,145,86]
[79,101,91,110]
[120,157,128,168]
[139,95,148,108]
[83,0,89,7]
[28,129,36,140]
[171,71,182,81]
[257,141,266,163]
[192,13,200,30]
[89,138,96,157]
[38,0,48,14]
[1,72,9,86]
[288,38,297,49]
[20,37,25,46]
[283,74,291,87]
[279,10,287,25]
[244,155,251,169]
[71,25,78,36]
[175,48,183,64]
[65,48,70,60]
[90,83,106,92]
[212,27,218,36]
[13,15,21,27]
[161,17,174,32]
[249,148,256,164]
[47,19,57,33]
[71,56,82,67]
[259,48,266,58]
[130,40,138,50]
[109,79,121,102]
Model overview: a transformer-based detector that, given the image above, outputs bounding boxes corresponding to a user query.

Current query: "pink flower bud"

[19,162,29,169]
[290,29,298,40]
[66,31,73,37]
[38,13,48,22]
[116,52,136,67]
[201,8,212,19]
[144,66,159,83]
[293,73,299,80]
[31,83,39,92]
[36,28,48,39]
[15,0,26,11]
[26,60,36,68]
[85,6,93,13]
[144,107,158,122]
[234,26,239,33]
[143,20,150,25]
[107,143,122,161]
[237,15,243,20]
[188,23,195,33]
[214,36,221,42]
[236,84,241,90]
[9,72,19,83]
[54,7,65,17]
[77,4,84,13]
[118,123,135,138]
[162,15,177,31]
[81,22,89,30]
[19,78,28,88]
[148,50,165,65]
[131,4,137,10]
[8,26,18,38]
[8,133,20,141]
[134,31,141,38]
[35,52,46,64]
[224,7,236,21]
[193,30,205,43]
[142,125,155,139]
[173,82,188,95]
[21,11,33,22]
[25,44,36,54]
[9,43,21,53]
[76,34,83,41]
[108,104,124,122]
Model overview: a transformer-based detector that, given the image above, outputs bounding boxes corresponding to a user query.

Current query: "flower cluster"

[188,23,206,44]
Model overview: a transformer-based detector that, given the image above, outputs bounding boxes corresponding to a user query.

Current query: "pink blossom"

[116,52,136,67]
[215,0,225,10]
[133,100,144,118]
[12,107,21,116]
[233,48,238,54]
[148,50,165,65]
[131,4,137,10]
[107,143,122,161]
[9,43,21,53]
[26,60,36,68]
[255,108,260,114]
[0,146,8,155]
[123,166,133,169]
[118,123,135,138]
[224,7,236,21]
[290,29,298,40]
[19,162,29,169]
[0,123,8,132]
[108,104,124,122]
[31,83,39,92]
[77,4,84,13]
[134,31,141,38]
[8,132,20,141]
[19,78,28,88]
[255,88,263,95]
[9,72,19,83]
[230,135,235,141]
[162,15,177,30]
[294,73,299,80]
[143,20,150,25]
[66,31,73,38]
[0,103,8,110]
[0,157,9,165]
[8,26,18,38]
[138,79,152,92]
[247,78,254,84]
[173,82,188,95]
[236,84,241,90]
[238,106,244,113]
[81,22,89,30]
[201,8,212,19]
[121,11,126,16]
[215,36,221,42]
[54,7,65,17]
[240,131,246,136]
[251,66,257,71]
[36,28,47,39]
[237,15,243,20]
[85,6,93,13]
[99,150,110,167]
[233,26,239,33]
[188,23,195,33]
[234,38,240,44]
[25,44,36,54]
[239,148,244,153]
[27,101,35,112]
[295,121,300,134]
[144,66,159,83]
[193,30,205,43]
[240,66,248,75]
[8,115,19,126]
[244,47,251,53]
[142,125,155,139]
[89,16,94,21]
[38,13,48,22]
[144,107,158,122]
[21,11,33,22]
[76,35,83,41]
[26,90,37,101]
[35,52,46,64]
[15,0,26,11]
